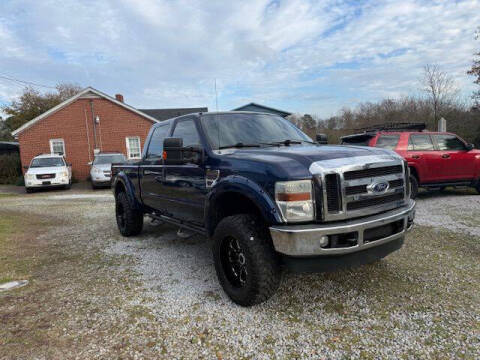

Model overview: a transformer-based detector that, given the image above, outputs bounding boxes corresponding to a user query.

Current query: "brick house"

[12,87,207,180]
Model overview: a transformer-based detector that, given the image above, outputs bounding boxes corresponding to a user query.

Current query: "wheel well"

[208,192,263,237]
[114,181,126,197]
[409,166,419,182]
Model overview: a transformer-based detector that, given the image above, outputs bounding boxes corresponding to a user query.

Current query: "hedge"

[0,153,22,185]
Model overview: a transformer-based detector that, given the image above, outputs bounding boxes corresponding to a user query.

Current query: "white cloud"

[0,0,479,117]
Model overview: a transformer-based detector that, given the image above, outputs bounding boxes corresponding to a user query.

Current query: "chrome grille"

[343,165,403,180]
[317,160,407,221]
[325,174,341,212]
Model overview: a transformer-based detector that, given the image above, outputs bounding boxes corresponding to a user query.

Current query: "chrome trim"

[310,154,407,222]
[269,200,415,256]
[344,173,402,187]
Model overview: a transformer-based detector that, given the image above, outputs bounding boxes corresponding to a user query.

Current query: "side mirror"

[466,143,474,151]
[23,165,29,170]
[163,137,184,164]
[163,138,203,164]
[88,161,93,166]
[67,163,72,166]
[316,133,328,145]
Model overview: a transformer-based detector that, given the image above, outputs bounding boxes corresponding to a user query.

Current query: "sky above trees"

[0,0,479,117]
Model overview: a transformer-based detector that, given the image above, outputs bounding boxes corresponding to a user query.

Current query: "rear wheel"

[212,214,281,306]
[410,175,418,199]
[115,192,143,236]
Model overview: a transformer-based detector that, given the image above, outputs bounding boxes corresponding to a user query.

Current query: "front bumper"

[91,173,111,185]
[25,177,69,188]
[270,200,415,257]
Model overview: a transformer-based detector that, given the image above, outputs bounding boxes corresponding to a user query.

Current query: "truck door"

[405,134,439,183]
[432,134,476,181]
[163,117,207,225]
[140,123,171,212]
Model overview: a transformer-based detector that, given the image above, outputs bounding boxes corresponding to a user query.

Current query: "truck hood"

[222,145,400,169]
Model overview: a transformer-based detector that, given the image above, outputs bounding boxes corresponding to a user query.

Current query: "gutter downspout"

[90,100,97,149]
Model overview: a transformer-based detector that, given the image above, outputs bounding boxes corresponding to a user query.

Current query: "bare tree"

[421,64,458,127]
[467,27,480,108]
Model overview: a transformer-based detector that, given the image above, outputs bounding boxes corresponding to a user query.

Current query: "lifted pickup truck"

[112,112,415,306]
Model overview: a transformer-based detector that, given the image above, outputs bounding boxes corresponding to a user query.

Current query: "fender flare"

[112,171,142,210]
[205,175,283,235]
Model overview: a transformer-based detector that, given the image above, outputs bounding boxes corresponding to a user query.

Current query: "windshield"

[93,154,126,165]
[201,113,313,150]
[30,157,65,168]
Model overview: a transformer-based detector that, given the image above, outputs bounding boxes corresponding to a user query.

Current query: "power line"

[0,74,57,89]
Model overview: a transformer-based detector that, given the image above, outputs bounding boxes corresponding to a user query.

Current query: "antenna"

[214,78,218,111]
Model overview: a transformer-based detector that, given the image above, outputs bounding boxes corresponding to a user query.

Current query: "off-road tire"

[65,181,72,190]
[25,187,34,193]
[212,214,281,306]
[115,191,143,237]
[410,175,418,199]
[91,182,98,190]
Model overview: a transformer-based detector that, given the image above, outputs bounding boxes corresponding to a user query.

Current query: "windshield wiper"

[262,139,315,147]
[218,142,262,150]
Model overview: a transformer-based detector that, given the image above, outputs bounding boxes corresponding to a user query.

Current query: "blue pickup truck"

[112,111,415,306]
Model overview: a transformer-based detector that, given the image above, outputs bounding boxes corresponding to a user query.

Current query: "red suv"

[341,123,480,198]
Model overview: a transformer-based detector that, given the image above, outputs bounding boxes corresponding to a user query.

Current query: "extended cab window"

[147,124,171,158]
[375,135,400,150]
[172,119,201,147]
[408,134,434,151]
[434,134,467,151]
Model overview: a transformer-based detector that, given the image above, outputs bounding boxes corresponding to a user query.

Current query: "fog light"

[319,235,329,248]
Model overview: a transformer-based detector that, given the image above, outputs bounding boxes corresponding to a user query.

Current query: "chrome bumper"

[270,200,415,256]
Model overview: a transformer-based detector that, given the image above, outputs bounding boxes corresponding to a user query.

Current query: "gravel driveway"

[1,187,479,359]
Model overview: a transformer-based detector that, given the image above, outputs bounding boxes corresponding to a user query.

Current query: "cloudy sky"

[0,0,479,117]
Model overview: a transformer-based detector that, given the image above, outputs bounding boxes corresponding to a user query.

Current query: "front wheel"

[410,175,418,199]
[115,192,143,236]
[212,214,281,306]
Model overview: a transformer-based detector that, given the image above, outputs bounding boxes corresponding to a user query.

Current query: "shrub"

[0,153,22,184]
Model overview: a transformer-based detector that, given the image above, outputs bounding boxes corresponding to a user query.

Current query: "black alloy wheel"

[220,236,248,288]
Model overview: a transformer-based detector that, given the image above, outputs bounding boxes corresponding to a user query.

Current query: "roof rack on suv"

[356,122,426,132]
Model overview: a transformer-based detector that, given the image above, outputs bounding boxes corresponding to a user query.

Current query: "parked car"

[24,154,72,193]
[341,123,480,198]
[111,112,415,306]
[89,152,126,189]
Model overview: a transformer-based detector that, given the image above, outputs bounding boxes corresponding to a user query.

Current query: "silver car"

[89,153,126,189]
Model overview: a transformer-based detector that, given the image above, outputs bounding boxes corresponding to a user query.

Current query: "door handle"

[441,154,450,159]
[411,155,420,159]
[144,170,161,175]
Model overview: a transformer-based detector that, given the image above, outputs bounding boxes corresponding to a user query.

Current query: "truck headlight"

[93,167,101,174]
[60,171,68,177]
[275,180,314,222]
[25,173,34,180]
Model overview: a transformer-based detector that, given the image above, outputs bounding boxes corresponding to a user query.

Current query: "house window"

[126,137,141,159]
[49,139,65,155]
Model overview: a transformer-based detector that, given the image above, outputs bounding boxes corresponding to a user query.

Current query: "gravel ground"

[1,187,479,359]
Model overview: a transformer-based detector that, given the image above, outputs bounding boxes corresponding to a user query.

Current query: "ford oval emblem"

[368,181,389,193]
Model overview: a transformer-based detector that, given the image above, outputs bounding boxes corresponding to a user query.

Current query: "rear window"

[408,134,434,151]
[375,135,400,150]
